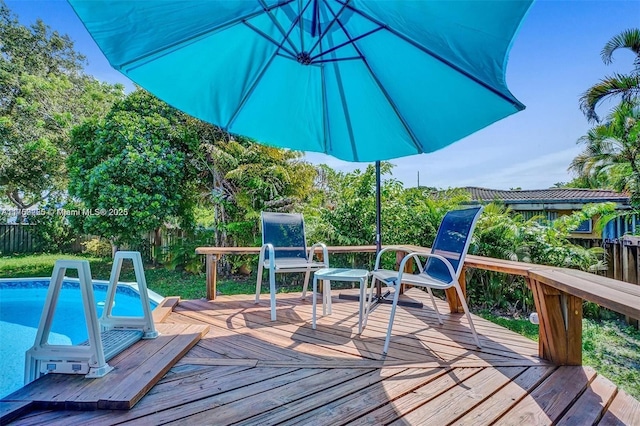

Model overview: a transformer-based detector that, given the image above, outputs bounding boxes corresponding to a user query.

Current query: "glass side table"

[312,268,372,334]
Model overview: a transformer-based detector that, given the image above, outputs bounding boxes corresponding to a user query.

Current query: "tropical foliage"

[203,135,316,248]
[570,101,640,203]
[469,203,612,312]
[579,28,640,122]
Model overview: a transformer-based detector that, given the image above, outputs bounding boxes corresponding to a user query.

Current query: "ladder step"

[80,329,144,361]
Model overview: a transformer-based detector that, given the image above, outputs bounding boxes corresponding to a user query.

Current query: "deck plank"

[170,367,380,426]
[271,367,450,426]
[138,368,330,425]
[453,366,555,425]
[390,366,526,425]
[0,400,34,425]
[2,323,207,411]
[152,296,180,323]
[599,389,640,426]
[493,366,597,425]
[557,373,617,425]
[347,368,482,425]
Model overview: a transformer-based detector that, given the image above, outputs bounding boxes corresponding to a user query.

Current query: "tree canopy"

[67,90,197,246]
[0,2,123,217]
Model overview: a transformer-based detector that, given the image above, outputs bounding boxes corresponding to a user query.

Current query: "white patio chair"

[256,212,328,321]
[371,206,484,354]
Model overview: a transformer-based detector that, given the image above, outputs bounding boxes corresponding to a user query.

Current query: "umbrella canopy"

[69,0,532,162]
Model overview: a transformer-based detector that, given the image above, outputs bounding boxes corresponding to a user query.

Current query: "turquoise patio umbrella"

[69,0,531,163]
[69,0,532,297]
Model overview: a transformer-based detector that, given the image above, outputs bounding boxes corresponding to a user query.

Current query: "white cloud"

[304,146,583,190]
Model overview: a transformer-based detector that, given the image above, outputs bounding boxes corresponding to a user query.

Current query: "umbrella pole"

[375,161,383,299]
[338,161,422,310]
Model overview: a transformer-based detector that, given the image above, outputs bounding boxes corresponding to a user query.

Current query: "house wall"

[509,206,601,239]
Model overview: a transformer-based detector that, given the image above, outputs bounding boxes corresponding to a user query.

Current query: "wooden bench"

[527,268,640,365]
[460,254,640,365]
[196,245,640,367]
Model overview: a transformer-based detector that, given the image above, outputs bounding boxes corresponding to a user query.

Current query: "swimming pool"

[0,278,163,398]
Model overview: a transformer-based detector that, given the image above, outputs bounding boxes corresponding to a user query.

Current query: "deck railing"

[195,244,640,366]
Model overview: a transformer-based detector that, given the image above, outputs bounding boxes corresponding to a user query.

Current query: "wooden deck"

[4,288,640,425]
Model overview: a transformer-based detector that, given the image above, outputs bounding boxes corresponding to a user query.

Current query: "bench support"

[205,254,218,300]
[530,277,582,365]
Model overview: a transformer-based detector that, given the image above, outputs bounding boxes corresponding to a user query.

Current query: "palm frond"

[579,74,640,122]
[601,28,640,65]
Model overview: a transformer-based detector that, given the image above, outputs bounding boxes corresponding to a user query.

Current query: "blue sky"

[6,0,640,190]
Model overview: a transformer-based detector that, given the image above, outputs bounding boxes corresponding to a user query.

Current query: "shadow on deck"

[2,288,639,425]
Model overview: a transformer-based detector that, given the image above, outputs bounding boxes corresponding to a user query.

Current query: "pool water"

[0,278,160,398]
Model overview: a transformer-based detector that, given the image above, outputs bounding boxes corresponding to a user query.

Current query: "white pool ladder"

[24,251,158,384]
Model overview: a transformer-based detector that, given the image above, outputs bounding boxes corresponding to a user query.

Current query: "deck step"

[2,322,209,411]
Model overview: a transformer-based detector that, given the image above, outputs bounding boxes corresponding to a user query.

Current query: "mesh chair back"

[261,212,308,260]
[424,207,483,282]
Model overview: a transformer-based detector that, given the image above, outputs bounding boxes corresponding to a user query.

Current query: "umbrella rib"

[243,21,298,58]
[298,0,306,51]
[307,0,352,56]
[323,1,423,154]
[224,45,286,131]
[315,56,361,63]
[321,65,331,154]
[310,26,383,62]
[258,0,300,55]
[118,0,296,71]
[334,0,525,110]
[331,58,359,161]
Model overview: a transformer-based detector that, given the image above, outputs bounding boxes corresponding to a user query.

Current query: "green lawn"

[0,253,297,300]
[2,253,639,400]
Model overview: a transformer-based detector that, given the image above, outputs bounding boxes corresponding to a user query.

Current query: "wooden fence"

[0,224,183,262]
[0,224,37,254]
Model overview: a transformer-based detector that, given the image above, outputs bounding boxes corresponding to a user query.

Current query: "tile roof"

[463,187,630,204]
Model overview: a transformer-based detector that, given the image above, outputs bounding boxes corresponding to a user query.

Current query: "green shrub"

[164,229,214,274]
[82,237,113,257]
[26,199,78,253]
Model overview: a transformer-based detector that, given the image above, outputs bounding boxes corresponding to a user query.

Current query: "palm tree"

[570,101,640,202]
[579,28,640,122]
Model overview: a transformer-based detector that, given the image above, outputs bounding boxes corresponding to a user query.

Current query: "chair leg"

[302,268,311,299]
[269,268,277,321]
[312,275,318,329]
[454,283,481,348]
[255,262,263,303]
[426,287,443,325]
[383,283,401,355]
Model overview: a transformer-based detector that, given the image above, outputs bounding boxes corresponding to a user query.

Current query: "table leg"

[326,280,332,315]
[323,279,331,316]
[358,277,365,334]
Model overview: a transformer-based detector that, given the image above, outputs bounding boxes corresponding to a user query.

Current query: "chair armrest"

[259,243,276,270]
[374,247,415,270]
[397,251,457,284]
[308,242,329,266]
